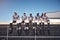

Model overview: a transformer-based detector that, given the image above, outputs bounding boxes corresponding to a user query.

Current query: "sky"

[0,0,60,22]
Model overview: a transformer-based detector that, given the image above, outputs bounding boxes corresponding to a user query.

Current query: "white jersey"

[13,15,19,21]
[42,16,48,19]
[42,16,48,22]
[22,15,27,21]
[35,16,40,20]
[28,16,33,21]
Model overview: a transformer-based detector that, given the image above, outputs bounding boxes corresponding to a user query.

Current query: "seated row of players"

[9,12,50,36]
[10,12,49,24]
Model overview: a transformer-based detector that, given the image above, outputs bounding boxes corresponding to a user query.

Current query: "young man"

[28,13,35,35]
[35,13,41,35]
[9,12,20,34]
[21,13,29,36]
[41,13,50,35]
[28,13,34,23]
[21,13,27,23]
[42,13,50,35]
[42,13,48,22]
[35,13,40,20]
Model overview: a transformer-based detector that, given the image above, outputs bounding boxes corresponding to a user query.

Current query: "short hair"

[37,13,39,16]
[30,13,32,15]
[24,13,26,14]
[14,12,17,14]
[41,13,43,17]
[44,12,46,15]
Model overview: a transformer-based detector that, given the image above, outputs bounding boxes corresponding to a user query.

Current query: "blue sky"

[0,0,60,22]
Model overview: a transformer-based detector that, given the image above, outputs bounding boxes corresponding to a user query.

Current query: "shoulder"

[18,15,19,16]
